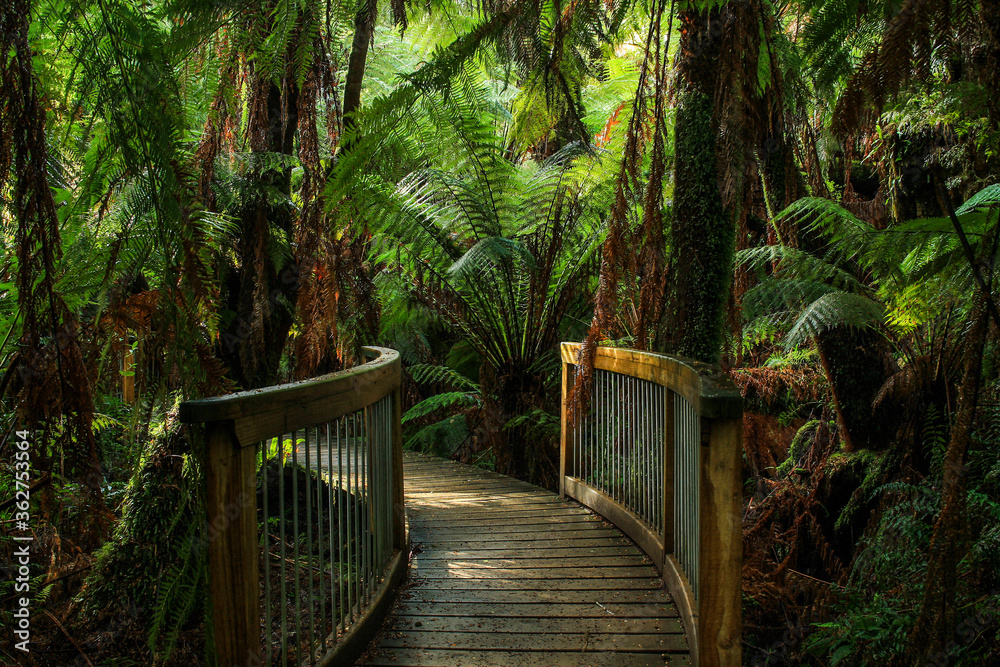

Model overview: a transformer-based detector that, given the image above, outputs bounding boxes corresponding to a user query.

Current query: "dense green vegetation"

[1,0,999,663]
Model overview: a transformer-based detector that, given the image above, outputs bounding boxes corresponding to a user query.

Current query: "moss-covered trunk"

[671,87,735,364]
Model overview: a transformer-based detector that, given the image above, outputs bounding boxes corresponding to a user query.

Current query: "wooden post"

[698,415,743,667]
[391,386,406,550]
[122,347,135,404]
[559,358,575,498]
[204,421,261,667]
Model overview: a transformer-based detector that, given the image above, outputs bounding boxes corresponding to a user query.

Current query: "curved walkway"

[360,452,690,666]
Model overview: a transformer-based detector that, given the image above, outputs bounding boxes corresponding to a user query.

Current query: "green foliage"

[776,419,820,477]
[805,398,1000,665]
[407,363,479,391]
[405,414,470,457]
[82,421,207,663]
[403,391,481,423]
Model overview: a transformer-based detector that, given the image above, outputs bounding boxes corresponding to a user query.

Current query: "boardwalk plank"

[363,648,691,667]
[378,631,688,652]
[402,577,665,591]
[385,616,684,634]
[397,589,674,604]
[359,452,689,667]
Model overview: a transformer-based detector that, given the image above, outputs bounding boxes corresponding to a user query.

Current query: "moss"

[671,87,736,364]
[79,417,207,662]
[777,419,821,477]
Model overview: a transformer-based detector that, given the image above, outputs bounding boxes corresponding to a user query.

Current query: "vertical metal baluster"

[593,370,599,489]
[345,415,353,623]
[364,406,372,604]
[634,377,640,518]
[591,371,596,485]
[618,373,623,503]
[582,372,588,486]
[304,428,315,663]
[326,422,335,648]
[652,382,658,528]
[583,369,589,485]
[383,396,390,563]
[674,397,681,578]
[618,373,623,501]
[629,376,635,515]
[357,409,363,611]
[336,417,344,636]
[690,403,695,594]
[633,376,639,515]
[351,412,364,615]
[571,366,577,483]
[629,377,634,515]
[604,370,609,492]
[376,401,382,584]
[609,371,615,499]
[368,405,375,599]
[384,398,389,563]
[656,385,661,533]
[619,373,624,505]
[650,384,656,531]
[359,409,366,608]
[594,371,609,489]
[608,373,622,500]
[315,425,325,657]
[599,370,604,491]
[649,384,654,529]
[643,377,647,519]
[376,399,382,568]
[688,406,700,588]
[292,430,302,662]
[683,399,688,585]
[654,386,659,533]
[279,433,287,665]
[612,371,616,497]
[315,426,330,656]
[658,383,663,530]
[593,370,599,487]
[262,440,271,665]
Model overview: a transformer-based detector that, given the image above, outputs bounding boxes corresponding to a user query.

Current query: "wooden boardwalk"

[360,452,690,666]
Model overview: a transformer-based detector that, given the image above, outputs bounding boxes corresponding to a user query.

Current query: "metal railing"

[560,342,742,667]
[180,347,406,667]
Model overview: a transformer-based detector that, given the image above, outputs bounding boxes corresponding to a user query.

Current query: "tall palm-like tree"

[345,77,606,480]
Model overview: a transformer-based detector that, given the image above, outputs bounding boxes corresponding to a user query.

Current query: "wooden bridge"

[179,344,742,667]
[361,452,689,666]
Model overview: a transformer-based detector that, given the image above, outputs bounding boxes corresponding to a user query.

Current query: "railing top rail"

[179,346,401,446]
[560,342,741,419]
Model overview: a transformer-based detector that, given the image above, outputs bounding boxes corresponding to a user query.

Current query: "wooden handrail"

[180,347,406,667]
[560,342,742,667]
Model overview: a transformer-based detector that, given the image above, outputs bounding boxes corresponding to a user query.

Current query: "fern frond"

[407,364,478,390]
[785,291,885,349]
[402,391,481,423]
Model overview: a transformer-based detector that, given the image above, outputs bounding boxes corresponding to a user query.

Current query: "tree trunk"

[342,0,376,141]
[907,297,989,663]
[815,325,897,451]
[218,81,300,389]
[671,5,736,364]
